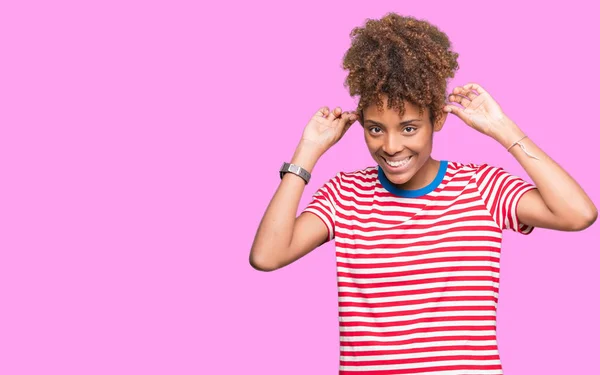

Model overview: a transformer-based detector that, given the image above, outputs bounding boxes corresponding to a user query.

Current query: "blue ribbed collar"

[378,160,448,198]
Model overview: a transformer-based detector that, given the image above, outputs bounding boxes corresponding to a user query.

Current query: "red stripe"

[339,170,378,184]
[339,364,502,374]
[342,344,498,357]
[336,236,502,251]
[343,345,497,358]
[335,225,499,242]
[339,305,496,319]
[341,315,497,329]
[341,355,500,367]
[342,334,497,348]
[338,275,499,289]
[340,324,497,337]
[336,203,492,226]
[339,295,498,309]
[336,214,492,233]
[338,285,499,300]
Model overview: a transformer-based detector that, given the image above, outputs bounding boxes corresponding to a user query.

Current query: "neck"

[393,157,440,191]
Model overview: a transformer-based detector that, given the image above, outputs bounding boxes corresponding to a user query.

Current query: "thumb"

[338,112,355,137]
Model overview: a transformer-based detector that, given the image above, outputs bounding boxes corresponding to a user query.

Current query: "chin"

[384,171,415,186]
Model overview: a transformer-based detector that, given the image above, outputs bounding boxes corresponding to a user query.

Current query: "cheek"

[363,134,378,151]
[410,133,433,151]
[368,142,384,156]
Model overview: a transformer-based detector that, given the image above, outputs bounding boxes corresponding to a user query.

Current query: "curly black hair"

[343,13,459,125]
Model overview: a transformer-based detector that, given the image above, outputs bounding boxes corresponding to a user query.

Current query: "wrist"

[290,139,324,173]
[491,118,526,149]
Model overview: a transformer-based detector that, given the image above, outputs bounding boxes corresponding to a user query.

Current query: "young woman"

[249,13,597,375]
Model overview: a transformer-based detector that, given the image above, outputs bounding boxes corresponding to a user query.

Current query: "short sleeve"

[301,173,341,242]
[475,164,537,234]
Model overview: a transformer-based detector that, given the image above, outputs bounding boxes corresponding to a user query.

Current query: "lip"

[381,155,413,172]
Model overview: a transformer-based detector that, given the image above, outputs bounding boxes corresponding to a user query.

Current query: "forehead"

[363,98,427,123]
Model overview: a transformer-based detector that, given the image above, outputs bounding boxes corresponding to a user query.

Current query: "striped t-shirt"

[303,160,536,375]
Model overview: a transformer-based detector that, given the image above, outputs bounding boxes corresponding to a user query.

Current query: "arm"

[446,83,597,231]
[249,107,357,271]
[497,125,596,231]
[249,140,329,272]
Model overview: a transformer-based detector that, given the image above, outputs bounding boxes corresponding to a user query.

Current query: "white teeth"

[385,156,411,167]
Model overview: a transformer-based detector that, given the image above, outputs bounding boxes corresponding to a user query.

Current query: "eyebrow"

[364,119,420,127]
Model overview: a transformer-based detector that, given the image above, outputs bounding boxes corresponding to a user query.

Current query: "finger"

[342,111,358,121]
[335,112,350,127]
[340,114,355,137]
[454,86,478,101]
[465,90,477,101]
[463,83,487,95]
[315,106,330,118]
[444,105,470,124]
[352,111,362,124]
[337,112,353,128]
[327,107,342,121]
[448,94,471,108]
[341,123,353,137]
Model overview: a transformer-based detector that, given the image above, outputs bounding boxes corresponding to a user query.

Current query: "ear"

[433,111,448,132]
[357,109,364,127]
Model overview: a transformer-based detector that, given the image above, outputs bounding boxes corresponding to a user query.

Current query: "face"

[362,96,447,190]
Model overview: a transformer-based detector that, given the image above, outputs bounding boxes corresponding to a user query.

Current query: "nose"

[382,132,404,156]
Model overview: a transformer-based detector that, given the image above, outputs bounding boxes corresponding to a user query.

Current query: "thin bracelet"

[507,136,528,151]
[507,135,540,160]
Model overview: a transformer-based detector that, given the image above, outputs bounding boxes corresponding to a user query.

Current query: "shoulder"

[446,160,509,178]
[325,166,379,192]
[446,160,488,172]
[335,167,379,183]
[444,160,485,181]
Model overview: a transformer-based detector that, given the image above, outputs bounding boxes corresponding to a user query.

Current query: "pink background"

[1,1,599,374]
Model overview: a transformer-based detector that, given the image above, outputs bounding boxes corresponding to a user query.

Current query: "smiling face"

[362,96,447,190]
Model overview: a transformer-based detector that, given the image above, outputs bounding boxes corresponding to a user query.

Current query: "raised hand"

[444,83,516,140]
[301,106,358,155]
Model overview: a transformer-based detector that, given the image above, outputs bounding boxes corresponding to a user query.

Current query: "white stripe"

[338,270,500,284]
[339,299,498,314]
[340,311,497,327]
[337,260,501,275]
[340,319,497,334]
[340,359,501,371]
[339,279,500,295]
[337,241,502,256]
[333,197,483,220]
[336,231,502,248]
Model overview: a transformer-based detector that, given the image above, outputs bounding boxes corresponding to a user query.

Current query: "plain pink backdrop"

[1,1,599,374]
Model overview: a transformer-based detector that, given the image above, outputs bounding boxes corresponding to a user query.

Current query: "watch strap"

[279,162,311,184]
